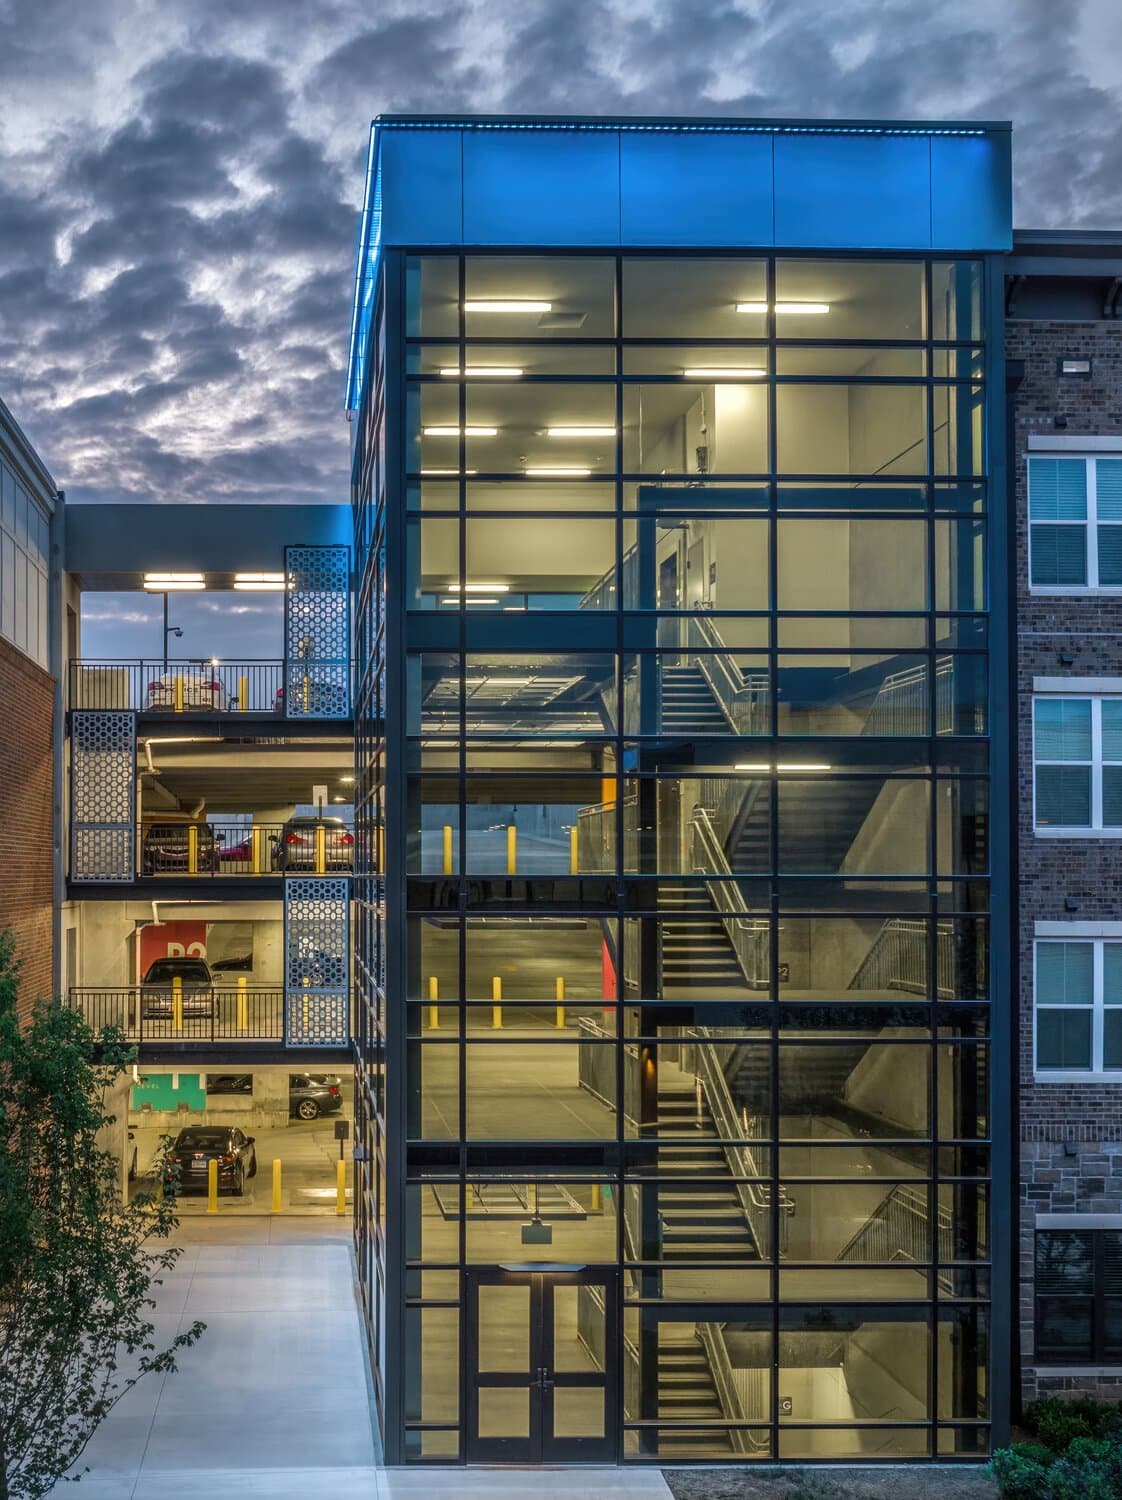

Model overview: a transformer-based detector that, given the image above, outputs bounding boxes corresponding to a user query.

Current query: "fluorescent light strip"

[443,583,512,594]
[441,597,500,606]
[683,368,766,379]
[143,572,205,591]
[423,426,498,437]
[234,581,288,591]
[735,763,833,772]
[736,301,830,315]
[439,366,523,378]
[234,571,287,591]
[546,426,616,438]
[464,299,552,313]
[235,572,285,583]
[524,466,592,477]
[143,573,203,583]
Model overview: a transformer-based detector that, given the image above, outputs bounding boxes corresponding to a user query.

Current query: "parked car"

[142,822,220,875]
[147,670,228,712]
[289,1074,343,1121]
[140,957,215,1020]
[166,1126,257,1195]
[209,953,253,972]
[273,815,354,872]
[205,1073,253,1095]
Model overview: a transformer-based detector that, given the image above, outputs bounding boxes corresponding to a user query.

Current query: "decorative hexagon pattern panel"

[284,876,351,1045]
[71,711,136,881]
[284,544,351,719]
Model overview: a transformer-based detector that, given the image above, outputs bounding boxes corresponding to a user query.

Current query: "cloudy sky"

[3,0,1122,652]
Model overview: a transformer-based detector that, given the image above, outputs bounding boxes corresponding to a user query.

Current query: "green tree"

[0,934,204,1498]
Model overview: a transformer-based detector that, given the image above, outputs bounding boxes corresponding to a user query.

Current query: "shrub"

[990,1432,1122,1500]
[1023,1395,1122,1451]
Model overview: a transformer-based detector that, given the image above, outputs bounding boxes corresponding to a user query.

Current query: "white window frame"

[1028,453,1122,594]
[1032,688,1122,836]
[1033,930,1122,1081]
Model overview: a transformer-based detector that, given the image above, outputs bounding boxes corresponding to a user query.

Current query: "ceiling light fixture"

[524,466,593,477]
[735,762,834,772]
[736,301,830,315]
[464,299,552,313]
[683,367,767,379]
[439,366,524,378]
[143,573,205,591]
[423,425,498,437]
[546,426,616,438]
[234,571,287,591]
[443,583,512,593]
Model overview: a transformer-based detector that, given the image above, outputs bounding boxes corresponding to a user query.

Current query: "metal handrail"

[837,1182,963,1293]
[698,1322,769,1455]
[862,655,980,737]
[69,658,287,714]
[848,917,969,999]
[70,984,287,1043]
[687,614,769,734]
[689,807,770,990]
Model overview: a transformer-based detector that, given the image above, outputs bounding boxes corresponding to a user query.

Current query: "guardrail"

[136,821,354,878]
[69,660,286,714]
[70,985,353,1046]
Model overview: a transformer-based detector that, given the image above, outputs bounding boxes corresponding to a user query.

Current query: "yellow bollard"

[207,1157,218,1213]
[491,975,503,1030]
[302,673,310,713]
[187,823,199,876]
[236,975,248,1032]
[336,1158,347,1216]
[442,824,453,876]
[238,674,248,712]
[302,975,310,1035]
[506,824,517,875]
[251,825,263,875]
[570,824,579,875]
[591,1182,603,1213]
[174,674,184,713]
[315,822,327,874]
[555,975,566,1029]
[172,975,183,1034]
[427,975,439,1031]
[378,823,385,872]
[272,1158,282,1212]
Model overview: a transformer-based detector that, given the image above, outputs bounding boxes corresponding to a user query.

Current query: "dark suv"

[289,1074,343,1121]
[141,822,220,875]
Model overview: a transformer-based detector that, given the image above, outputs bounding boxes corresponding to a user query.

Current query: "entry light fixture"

[423,425,498,437]
[736,301,830,315]
[143,572,205,590]
[735,762,833,772]
[439,366,524,378]
[443,583,512,593]
[464,299,552,313]
[683,367,767,379]
[546,426,616,438]
[524,465,593,477]
[234,571,287,591]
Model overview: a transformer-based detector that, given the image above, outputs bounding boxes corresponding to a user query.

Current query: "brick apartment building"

[0,397,58,1019]
[1008,231,1122,1403]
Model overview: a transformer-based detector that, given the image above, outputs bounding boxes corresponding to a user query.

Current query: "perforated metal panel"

[71,711,136,881]
[284,544,351,719]
[284,876,351,1045]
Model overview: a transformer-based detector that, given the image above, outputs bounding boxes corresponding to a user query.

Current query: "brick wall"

[1009,316,1122,1403]
[0,634,55,1019]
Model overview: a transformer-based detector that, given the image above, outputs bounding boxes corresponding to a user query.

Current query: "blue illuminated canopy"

[345,113,1013,410]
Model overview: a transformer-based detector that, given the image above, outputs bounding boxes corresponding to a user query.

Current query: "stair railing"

[862,655,978,737]
[689,807,770,990]
[686,614,769,734]
[848,917,970,1000]
[697,1322,770,1455]
[575,795,638,875]
[836,1182,957,1293]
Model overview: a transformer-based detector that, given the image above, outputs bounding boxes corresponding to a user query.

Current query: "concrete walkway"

[53,1218,672,1500]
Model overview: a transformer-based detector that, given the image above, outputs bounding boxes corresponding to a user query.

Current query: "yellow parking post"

[555,975,566,1029]
[491,975,502,1030]
[506,824,517,875]
[236,975,248,1032]
[302,975,310,1035]
[174,674,184,713]
[315,822,327,874]
[272,1158,282,1212]
[442,824,453,876]
[237,674,248,712]
[336,1159,347,1215]
[251,825,263,875]
[172,975,183,1034]
[591,1182,603,1213]
[570,825,579,875]
[206,1158,218,1213]
[187,824,198,876]
[427,975,439,1031]
[302,673,310,713]
[378,823,385,872]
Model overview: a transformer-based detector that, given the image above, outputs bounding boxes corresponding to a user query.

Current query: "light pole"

[162,593,183,672]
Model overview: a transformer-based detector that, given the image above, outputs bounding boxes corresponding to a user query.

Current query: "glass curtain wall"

[358,251,996,1462]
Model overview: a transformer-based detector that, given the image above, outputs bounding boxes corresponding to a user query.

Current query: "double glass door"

[466,1267,618,1462]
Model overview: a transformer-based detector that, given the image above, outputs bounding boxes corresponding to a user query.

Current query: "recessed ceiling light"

[546,426,616,438]
[423,426,498,437]
[524,466,593,477]
[464,299,552,313]
[683,368,767,379]
[439,367,523,378]
[340,775,355,783]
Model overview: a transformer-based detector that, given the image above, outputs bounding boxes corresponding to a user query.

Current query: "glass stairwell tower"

[347,114,1014,1466]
